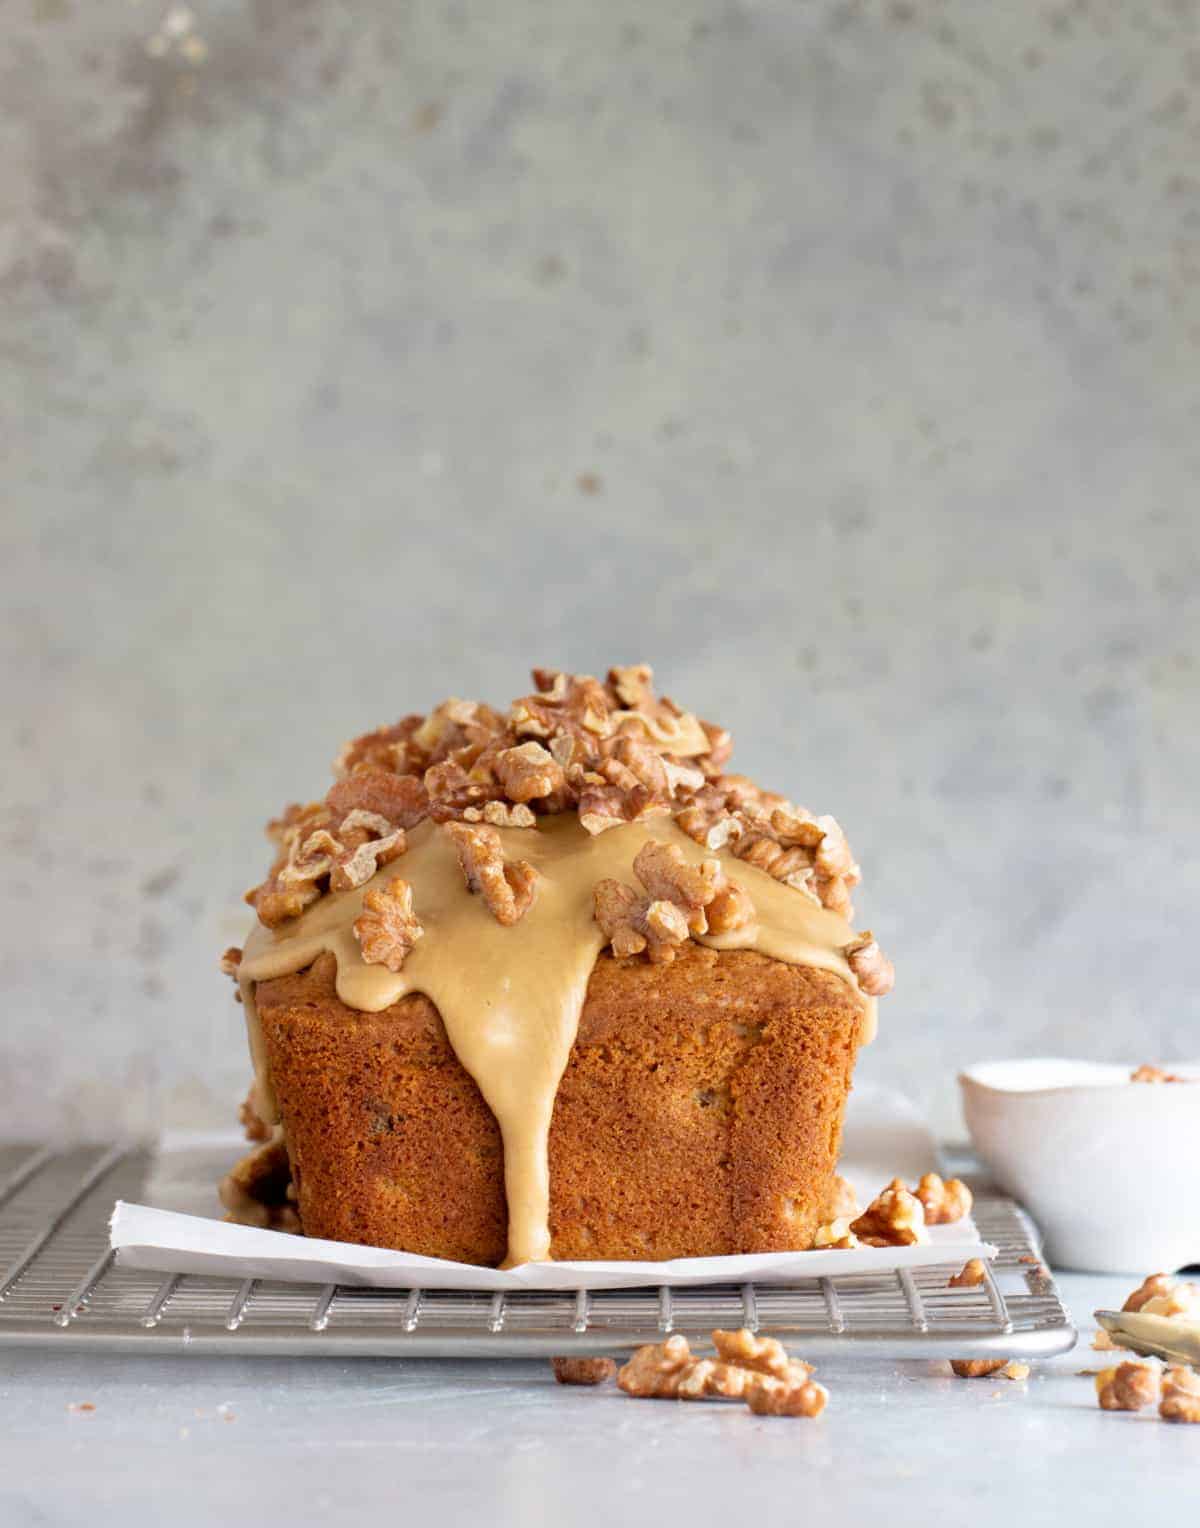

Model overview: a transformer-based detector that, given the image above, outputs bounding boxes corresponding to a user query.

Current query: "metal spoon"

[1094,1309,1200,1366]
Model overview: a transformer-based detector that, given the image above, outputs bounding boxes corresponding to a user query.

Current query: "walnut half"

[1160,1366,1200,1423]
[443,821,539,926]
[850,1180,928,1247]
[353,877,424,972]
[1095,1361,1160,1412]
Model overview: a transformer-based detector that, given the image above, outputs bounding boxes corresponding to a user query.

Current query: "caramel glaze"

[238,814,876,1267]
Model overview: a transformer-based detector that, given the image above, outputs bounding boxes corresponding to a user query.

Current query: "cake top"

[226,664,893,1267]
[246,662,869,936]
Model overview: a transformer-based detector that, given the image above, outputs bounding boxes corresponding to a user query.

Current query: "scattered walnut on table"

[1122,1272,1200,1319]
[711,1329,813,1386]
[1095,1361,1161,1412]
[616,1330,825,1417]
[949,1258,988,1289]
[352,877,424,971]
[1159,1366,1200,1424]
[850,1180,928,1247]
[616,1334,700,1398]
[841,931,896,997]
[443,821,539,926]
[950,1359,1008,1379]
[745,1375,829,1417]
[551,1356,617,1387]
[1001,1361,1031,1382]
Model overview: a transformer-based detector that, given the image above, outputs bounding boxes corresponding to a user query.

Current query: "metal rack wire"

[0,1142,1075,1358]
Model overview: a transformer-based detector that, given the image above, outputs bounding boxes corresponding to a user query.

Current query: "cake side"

[255,945,863,1265]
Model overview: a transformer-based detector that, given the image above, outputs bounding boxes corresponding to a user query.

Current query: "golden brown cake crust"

[256,945,863,1265]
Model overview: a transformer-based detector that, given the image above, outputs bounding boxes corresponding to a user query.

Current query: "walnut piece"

[1130,1064,1188,1083]
[912,1172,973,1226]
[1122,1273,1200,1319]
[352,877,424,971]
[950,1359,1008,1379]
[949,1258,988,1289]
[1001,1361,1031,1382]
[616,1330,825,1418]
[745,1375,829,1417]
[616,1334,699,1397]
[219,946,242,979]
[711,1328,813,1386]
[495,741,567,804]
[443,821,539,926]
[593,841,754,964]
[551,1356,617,1386]
[593,879,689,963]
[842,931,896,997]
[1095,1361,1160,1412]
[1160,1366,1200,1423]
[850,1180,928,1247]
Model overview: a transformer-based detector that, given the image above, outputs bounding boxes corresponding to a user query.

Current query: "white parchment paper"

[110,1084,992,1290]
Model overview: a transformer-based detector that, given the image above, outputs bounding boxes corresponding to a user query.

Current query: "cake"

[219,665,894,1266]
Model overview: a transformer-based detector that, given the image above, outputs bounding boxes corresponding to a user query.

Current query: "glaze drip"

[239,814,875,1266]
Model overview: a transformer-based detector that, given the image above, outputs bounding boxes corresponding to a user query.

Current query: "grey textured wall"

[4,1,1199,1141]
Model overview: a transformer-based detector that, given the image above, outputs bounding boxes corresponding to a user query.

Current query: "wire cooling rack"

[0,1142,1075,1359]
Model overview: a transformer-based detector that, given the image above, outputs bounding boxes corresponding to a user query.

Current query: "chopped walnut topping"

[1160,1366,1200,1423]
[850,1180,929,1247]
[1130,1064,1189,1083]
[1095,1361,1161,1412]
[594,841,755,964]
[842,931,896,997]
[1122,1273,1200,1319]
[551,1356,617,1386]
[495,741,567,804]
[632,842,751,934]
[950,1359,1008,1379]
[219,946,242,979]
[912,1172,973,1226]
[352,877,424,971]
[443,821,539,926]
[240,665,890,1005]
[327,769,428,830]
[607,663,655,711]
[593,880,689,963]
[463,800,537,828]
[949,1258,988,1289]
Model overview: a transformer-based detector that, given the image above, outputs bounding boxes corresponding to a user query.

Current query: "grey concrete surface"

[0,1274,1190,1527]
[3,1,1199,1139]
